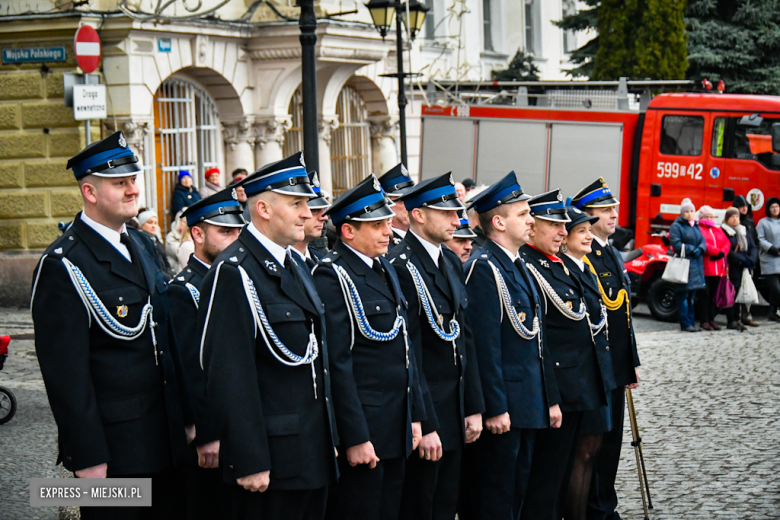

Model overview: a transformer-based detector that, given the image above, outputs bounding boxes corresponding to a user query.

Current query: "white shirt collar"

[291,246,311,261]
[80,212,130,261]
[246,222,288,266]
[392,227,407,239]
[410,230,442,267]
[490,239,520,262]
[344,243,375,268]
[564,253,586,272]
[592,235,608,247]
[191,254,211,269]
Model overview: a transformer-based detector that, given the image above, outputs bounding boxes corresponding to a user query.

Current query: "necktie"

[120,233,140,269]
[373,259,388,286]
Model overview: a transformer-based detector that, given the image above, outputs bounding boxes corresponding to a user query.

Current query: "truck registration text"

[657,161,703,180]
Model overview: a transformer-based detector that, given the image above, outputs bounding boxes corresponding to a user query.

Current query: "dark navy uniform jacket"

[168,254,219,445]
[388,233,485,451]
[464,240,559,429]
[559,254,617,396]
[520,244,608,413]
[313,241,426,460]
[31,214,191,475]
[588,240,640,387]
[198,230,337,489]
[391,229,405,248]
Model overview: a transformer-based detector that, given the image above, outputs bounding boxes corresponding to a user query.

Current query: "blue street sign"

[2,47,66,64]
[158,39,172,53]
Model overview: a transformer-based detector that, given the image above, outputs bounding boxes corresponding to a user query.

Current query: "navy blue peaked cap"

[453,209,477,238]
[239,152,315,198]
[378,163,415,197]
[528,189,571,222]
[325,174,395,225]
[181,186,245,228]
[66,131,141,180]
[564,206,599,232]
[571,177,620,209]
[308,171,331,210]
[398,172,465,211]
[467,171,531,214]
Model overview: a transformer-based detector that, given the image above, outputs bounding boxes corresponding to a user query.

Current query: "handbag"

[715,276,736,308]
[736,267,760,305]
[662,244,690,284]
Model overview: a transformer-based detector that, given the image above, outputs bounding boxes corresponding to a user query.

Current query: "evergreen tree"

[554,0,600,77]
[687,0,780,94]
[634,0,688,78]
[492,50,541,81]
[592,0,639,80]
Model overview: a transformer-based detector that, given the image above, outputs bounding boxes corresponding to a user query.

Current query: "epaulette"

[387,248,412,266]
[319,249,340,265]
[464,251,490,284]
[44,227,77,258]
[169,266,197,286]
[218,242,248,267]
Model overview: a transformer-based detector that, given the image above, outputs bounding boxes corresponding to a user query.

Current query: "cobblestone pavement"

[1,306,778,519]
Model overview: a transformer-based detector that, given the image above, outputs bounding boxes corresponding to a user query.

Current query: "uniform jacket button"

[407,387,410,393]
[555,362,560,367]
[286,312,291,317]
[324,369,328,375]
[606,347,610,351]
[376,306,381,311]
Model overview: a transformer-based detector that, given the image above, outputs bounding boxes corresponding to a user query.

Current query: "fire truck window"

[732,117,780,169]
[711,117,726,157]
[660,115,704,156]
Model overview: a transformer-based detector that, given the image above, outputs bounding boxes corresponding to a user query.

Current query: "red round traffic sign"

[74,25,101,74]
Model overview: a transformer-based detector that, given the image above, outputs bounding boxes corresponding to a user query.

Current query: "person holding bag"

[757,197,780,322]
[722,208,759,331]
[668,199,707,332]
[695,206,731,331]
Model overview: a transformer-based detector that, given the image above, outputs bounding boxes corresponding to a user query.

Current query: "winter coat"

[756,216,780,275]
[199,181,220,199]
[669,216,707,291]
[699,220,730,277]
[723,228,757,291]
[171,183,202,217]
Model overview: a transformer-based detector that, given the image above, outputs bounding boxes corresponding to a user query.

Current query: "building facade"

[0,0,586,303]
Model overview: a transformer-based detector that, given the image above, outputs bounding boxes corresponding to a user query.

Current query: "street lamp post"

[299,0,320,172]
[366,0,428,167]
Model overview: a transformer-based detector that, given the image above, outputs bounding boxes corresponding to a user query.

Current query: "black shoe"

[727,321,740,330]
[683,326,700,332]
[768,314,780,323]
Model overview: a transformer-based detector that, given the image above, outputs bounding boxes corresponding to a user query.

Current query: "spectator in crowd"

[462,178,476,193]
[165,210,185,273]
[757,197,780,322]
[722,207,758,330]
[137,207,174,279]
[733,195,758,244]
[171,170,202,217]
[669,198,707,332]
[199,167,221,198]
[229,168,250,221]
[455,181,466,201]
[695,206,730,331]
[177,223,194,269]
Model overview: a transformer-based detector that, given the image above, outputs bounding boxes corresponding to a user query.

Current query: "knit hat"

[767,197,780,218]
[680,198,695,215]
[725,207,740,221]
[733,195,748,209]
[698,205,716,219]
[205,167,220,180]
[137,208,157,227]
[178,170,192,181]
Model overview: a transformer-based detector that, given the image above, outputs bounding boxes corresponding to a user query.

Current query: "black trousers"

[186,448,231,520]
[695,276,721,324]
[329,454,405,520]
[459,428,536,520]
[399,448,462,520]
[230,485,328,520]
[519,411,583,520]
[587,388,626,520]
[766,274,780,307]
[79,466,186,520]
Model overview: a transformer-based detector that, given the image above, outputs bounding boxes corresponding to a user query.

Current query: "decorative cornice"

[252,117,293,149]
[104,118,153,154]
[250,46,385,62]
[222,117,256,150]
[368,115,398,140]
[318,116,340,146]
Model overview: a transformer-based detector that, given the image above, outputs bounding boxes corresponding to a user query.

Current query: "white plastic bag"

[736,268,759,305]
[662,244,690,285]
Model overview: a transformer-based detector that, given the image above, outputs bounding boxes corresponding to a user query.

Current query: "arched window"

[282,87,304,158]
[331,85,371,197]
[153,77,220,233]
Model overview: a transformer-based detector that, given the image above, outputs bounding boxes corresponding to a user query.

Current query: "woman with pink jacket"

[695,205,732,330]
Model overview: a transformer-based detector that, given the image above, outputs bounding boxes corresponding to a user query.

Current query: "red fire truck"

[419,84,780,318]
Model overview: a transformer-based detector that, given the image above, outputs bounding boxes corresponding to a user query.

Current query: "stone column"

[253,117,292,170]
[222,117,256,175]
[317,115,339,197]
[105,118,154,208]
[369,116,399,175]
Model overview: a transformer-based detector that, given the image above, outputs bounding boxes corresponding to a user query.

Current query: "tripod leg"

[627,388,653,509]
[626,389,649,520]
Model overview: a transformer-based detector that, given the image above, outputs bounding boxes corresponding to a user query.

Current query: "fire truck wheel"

[0,386,17,424]
[647,278,678,322]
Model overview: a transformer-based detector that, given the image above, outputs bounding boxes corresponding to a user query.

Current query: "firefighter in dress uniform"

[443,209,478,263]
[518,189,611,520]
[570,179,641,520]
[378,163,416,247]
[312,174,425,520]
[167,187,245,519]
[292,171,331,269]
[31,131,192,520]
[198,152,338,520]
[386,173,485,520]
[458,172,562,520]
[556,206,617,520]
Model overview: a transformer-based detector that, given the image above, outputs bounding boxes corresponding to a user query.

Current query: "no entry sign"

[74,25,101,74]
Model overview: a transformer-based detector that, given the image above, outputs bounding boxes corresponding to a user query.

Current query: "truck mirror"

[772,123,780,152]
[650,184,661,197]
[738,113,763,127]
[723,188,735,202]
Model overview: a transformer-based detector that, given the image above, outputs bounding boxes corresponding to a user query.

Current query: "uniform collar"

[592,235,608,248]
[526,243,564,264]
[410,230,442,267]
[80,211,129,261]
[246,222,287,266]
[392,227,407,239]
[291,246,311,261]
[343,243,375,268]
[564,252,586,272]
[191,254,211,269]
[492,240,520,262]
